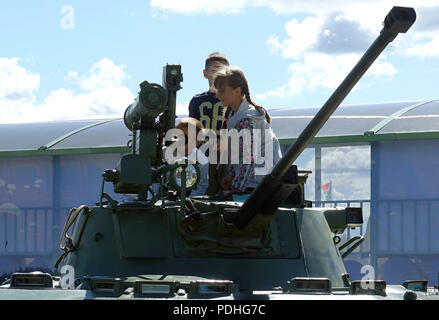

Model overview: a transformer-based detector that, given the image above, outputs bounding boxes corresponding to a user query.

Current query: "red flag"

[321,181,332,200]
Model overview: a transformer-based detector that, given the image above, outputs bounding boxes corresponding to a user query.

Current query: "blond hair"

[176,117,203,134]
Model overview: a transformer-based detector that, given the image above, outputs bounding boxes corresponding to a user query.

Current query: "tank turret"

[3,7,436,301]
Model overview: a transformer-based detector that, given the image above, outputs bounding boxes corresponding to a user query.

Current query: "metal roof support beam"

[38,119,122,151]
[364,100,438,136]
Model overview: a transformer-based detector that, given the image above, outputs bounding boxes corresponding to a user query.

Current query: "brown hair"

[204,52,230,91]
[176,117,203,134]
[213,67,271,123]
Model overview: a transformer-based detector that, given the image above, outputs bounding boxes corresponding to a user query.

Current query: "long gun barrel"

[230,6,416,229]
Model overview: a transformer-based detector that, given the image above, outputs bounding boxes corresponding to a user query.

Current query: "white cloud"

[403,34,439,58]
[0,58,135,124]
[151,0,394,17]
[321,146,370,171]
[0,57,192,124]
[150,0,439,97]
[150,0,247,14]
[258,3,416,99]
[176,101,189,116]
[321,146,371,201]
[151,0,439,59]
[261,1,439,62]
[256,53,396,100]
[40,86,134,121]
[300,146,371,201]
[0,58,40,102]
[266,15,323,59]
[66,58,129,91]
[151,0,438,31]
[255,0,437,31]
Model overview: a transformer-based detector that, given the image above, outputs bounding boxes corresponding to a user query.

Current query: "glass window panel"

[52,119,131,149]
[270,101,418,139]
[401,100,439,116]
[271,118,312,139]
[332,102,416,116]
[380,117,439,133]
[321,145,371,201]
[0,120,103,151]
[317,118,382,136]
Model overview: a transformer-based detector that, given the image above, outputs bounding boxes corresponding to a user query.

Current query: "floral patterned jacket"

[225,99,282,192]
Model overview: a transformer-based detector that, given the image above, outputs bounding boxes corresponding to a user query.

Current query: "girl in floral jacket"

[213,67,282,192]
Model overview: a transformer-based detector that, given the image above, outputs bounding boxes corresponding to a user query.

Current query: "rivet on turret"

[93,232,103,242]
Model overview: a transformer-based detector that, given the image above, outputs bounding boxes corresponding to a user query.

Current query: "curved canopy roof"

[270,99,439,144]
[1,99,438,157]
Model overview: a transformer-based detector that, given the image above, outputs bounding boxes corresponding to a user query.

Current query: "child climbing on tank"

[213,66,282,193]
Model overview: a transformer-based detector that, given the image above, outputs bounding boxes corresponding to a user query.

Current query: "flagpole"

[329,180,332,201]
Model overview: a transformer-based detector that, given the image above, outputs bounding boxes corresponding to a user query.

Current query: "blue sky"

[1,0,438,123]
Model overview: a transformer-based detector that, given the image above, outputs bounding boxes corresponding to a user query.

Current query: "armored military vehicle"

[1,6,437,301]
